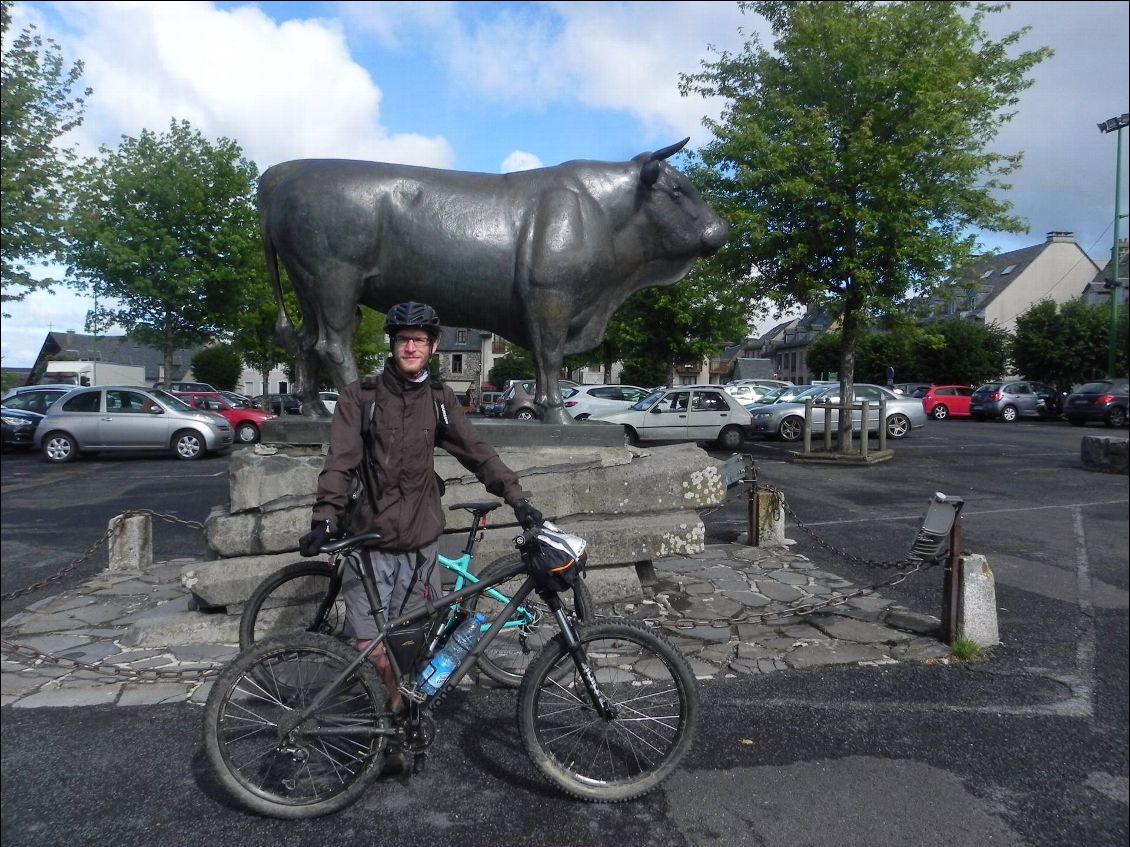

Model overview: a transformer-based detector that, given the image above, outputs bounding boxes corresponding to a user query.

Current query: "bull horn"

[650,137,690,162]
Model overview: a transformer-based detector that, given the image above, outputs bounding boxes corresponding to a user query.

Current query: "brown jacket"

[312,367,527,550]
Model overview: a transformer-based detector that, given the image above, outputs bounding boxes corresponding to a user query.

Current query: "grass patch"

[949,635,983,662]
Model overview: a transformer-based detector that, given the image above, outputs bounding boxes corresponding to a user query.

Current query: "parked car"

[254,393,302,415]
[152,381,217,393]
[724,380,793,404]
[969,380,1063,422]
[217,390,254,408]
[497,379,580,420]
[1,406,44,451]
[1063,379,1129,428]
[174,391,277,444]
[33,386,234,463]
[591,385,751,450]
[562,384,651,420]
[478,391,502,416]
[892,383,932,398]
[0,384,74,415]
[298,391,339,416]
[747,383,927,441]
[743,384,822,413]
[920,385,975,420]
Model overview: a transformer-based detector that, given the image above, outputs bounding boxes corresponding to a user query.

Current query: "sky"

[2,0,1128,368]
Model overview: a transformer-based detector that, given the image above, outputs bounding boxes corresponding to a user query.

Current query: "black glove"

[513,499,543,530]
[299,519,332,557]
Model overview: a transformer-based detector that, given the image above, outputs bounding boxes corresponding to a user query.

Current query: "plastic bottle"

[418,612,486,696]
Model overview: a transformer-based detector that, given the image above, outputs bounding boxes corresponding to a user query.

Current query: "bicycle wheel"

[470,552,594,688]
[239,561,346,650]
[517,619,698,802]
[202,633,392,819]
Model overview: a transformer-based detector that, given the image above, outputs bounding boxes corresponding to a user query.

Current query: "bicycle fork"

[542,592,616,720]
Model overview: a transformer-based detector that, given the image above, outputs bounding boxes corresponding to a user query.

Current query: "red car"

[174,391,276,444]
[921,385,975,420]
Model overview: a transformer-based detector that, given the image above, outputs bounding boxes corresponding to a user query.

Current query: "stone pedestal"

[108,514,153,571]
[958,553,1000,647]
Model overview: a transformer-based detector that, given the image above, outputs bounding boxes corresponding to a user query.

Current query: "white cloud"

[499,150,543,173]
[52,0,454,168]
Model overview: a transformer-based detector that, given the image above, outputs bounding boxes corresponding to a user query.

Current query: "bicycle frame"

[288,551,584,732]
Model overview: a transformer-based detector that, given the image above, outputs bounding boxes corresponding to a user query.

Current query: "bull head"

[641,137,690,187]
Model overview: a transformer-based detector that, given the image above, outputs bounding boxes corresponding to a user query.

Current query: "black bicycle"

[237,501,593,687]
[202,524,699,818]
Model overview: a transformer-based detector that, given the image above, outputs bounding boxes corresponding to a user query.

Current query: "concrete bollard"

[108,513,153,571]
[957,553,999,647]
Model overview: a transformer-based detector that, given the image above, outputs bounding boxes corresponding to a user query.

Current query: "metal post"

[823,400,833,451]
[803,398,813,454]
[859,400,869,459]
[749,460,760,547]
[940,515,963,644]
[1099,114,1129,377]
[878,398,887,451]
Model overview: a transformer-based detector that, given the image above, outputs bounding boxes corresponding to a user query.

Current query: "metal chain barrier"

[2,509,219,683]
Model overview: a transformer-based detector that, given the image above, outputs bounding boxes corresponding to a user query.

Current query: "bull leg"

[527,312,572,426]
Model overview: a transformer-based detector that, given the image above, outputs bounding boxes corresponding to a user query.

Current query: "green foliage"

[65,118,262,388]
[1,0,91,314]
[1013,299,1121,387]
[811,319,1011,386]
[950,636,983,662]
[681,0,1051,440]
[489,347,534,388]
[191,344,244,391]
[608,268,752,387]
[915,320,1011,385]
[618,358,667,389]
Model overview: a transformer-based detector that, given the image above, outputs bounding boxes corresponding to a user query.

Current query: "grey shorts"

[342,542,442,641]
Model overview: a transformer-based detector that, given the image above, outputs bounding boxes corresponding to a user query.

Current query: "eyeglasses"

[394,335,432,348]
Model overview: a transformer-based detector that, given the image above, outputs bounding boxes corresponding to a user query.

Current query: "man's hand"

[513,499,543,530]
[299,520,332,557]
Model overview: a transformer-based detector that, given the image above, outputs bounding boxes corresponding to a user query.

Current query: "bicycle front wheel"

[470,552,594,688]
[239,561,346,650]
[202,633,392,819]
[517,619,699,802]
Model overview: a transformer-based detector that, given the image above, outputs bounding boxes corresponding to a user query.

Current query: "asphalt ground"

[2,418,1128,846]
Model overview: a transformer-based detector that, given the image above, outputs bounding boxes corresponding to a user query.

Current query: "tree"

[681,1,1051,450]
[489,347,534,389]
[1013,299,1117,388]
[1,0,91,315]
[65,119,262,388]
[915,319,1011,385]
[191,344,244,391]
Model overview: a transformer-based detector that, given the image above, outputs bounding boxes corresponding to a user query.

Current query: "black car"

[1064,379,1129,428]
[1,406,45,450]
[0,384,74,415]
[254,393,302,415]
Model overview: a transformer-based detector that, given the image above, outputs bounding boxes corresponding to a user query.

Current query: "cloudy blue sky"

[3,0,1127,367]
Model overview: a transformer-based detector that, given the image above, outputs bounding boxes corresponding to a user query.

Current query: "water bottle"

[418,612,485,696]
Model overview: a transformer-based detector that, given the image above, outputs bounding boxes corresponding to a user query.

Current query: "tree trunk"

[837,297,862,454]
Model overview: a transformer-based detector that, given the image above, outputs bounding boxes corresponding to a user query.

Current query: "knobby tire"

[239,561,345,651]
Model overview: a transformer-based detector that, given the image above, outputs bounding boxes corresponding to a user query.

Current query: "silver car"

[592,385,752,450]
[748,383,927,441]
[34,385,234,463]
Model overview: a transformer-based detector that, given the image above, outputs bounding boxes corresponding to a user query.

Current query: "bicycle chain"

[0,638,221,680]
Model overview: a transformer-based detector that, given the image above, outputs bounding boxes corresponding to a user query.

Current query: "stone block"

[958,553,1000,647]
[1080,435,1129,475]
[107,514,152,572]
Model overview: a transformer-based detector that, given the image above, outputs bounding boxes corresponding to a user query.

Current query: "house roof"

[32,332,205,382]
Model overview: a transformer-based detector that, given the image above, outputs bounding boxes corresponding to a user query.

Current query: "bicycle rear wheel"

[239,561,346,650]
[470,552,594,688]
[517,619,698,802]
[202,633,392,819]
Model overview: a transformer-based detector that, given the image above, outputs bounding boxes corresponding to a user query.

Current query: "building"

[918,231,1101,334]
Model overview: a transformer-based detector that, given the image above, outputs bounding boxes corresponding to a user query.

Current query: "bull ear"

[650,137,690,162]
[641,158,661,187]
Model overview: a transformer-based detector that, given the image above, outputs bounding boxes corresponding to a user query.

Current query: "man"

[298,301,542,718]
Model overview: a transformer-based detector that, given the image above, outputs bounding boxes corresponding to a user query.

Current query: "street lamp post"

[1098,113,1129,377]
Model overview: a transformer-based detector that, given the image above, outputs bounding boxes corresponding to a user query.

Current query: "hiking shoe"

[380,749,406,776]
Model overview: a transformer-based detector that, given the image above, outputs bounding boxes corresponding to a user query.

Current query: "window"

[457,329,466,343]
[981,269,994,279]
[1001,264,1017,275]
[451,354,464,374]
[965,291,977,309]
[63,391,101,412]
[278,381,288,394]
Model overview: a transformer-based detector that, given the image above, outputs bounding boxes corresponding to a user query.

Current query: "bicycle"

[202,524,699,818]
[238,500,593,687]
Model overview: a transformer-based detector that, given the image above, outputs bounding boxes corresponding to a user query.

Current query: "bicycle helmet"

[385,301,442,339]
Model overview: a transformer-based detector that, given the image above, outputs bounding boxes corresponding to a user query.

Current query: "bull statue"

[259,137,728,424]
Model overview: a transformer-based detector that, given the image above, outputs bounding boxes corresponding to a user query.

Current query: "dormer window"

[966,291,977,310]
[980,269,994,279]
[1000,264,1016,275]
